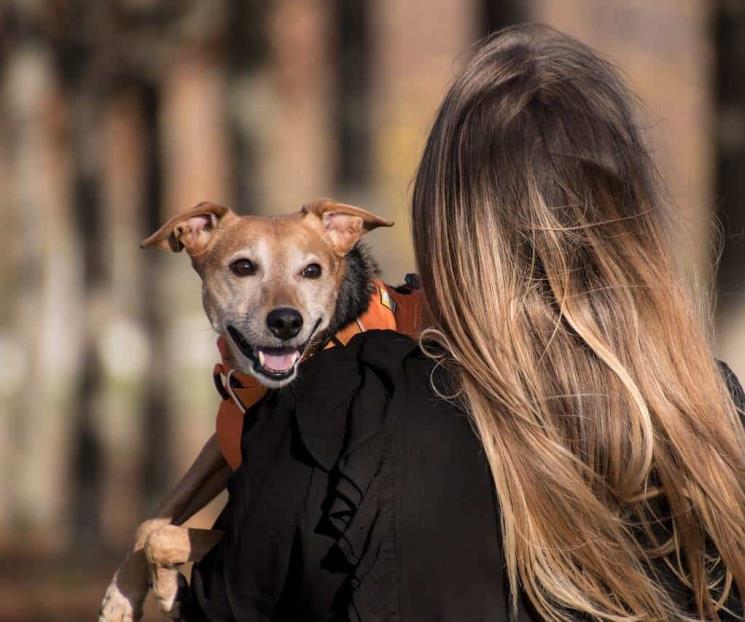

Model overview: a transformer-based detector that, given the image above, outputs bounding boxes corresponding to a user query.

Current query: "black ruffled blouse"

[182,330,531,621]
[183,330,745,621]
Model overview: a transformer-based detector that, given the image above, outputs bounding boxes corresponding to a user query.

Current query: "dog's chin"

[225,324,319,389]
[244,362,298,389]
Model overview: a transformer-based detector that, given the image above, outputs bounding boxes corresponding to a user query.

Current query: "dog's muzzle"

[226,318,322,384]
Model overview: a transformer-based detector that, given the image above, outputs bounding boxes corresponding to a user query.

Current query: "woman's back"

[184,330,744,621]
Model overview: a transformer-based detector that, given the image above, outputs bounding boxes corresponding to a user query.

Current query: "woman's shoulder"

[306,327,448,387]
[287,330,433,468]
[294,329,421,383]
[287,329,478,495]
[291,329,429,412]
[294,329,459,428]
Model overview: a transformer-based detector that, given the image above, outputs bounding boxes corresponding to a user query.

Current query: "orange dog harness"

[213,278,424,469]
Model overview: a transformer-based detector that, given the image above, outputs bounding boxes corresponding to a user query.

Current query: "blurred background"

[1,0,744,619]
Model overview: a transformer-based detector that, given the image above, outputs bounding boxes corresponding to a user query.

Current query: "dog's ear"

[140,202,235,255]
[302,199,393,256]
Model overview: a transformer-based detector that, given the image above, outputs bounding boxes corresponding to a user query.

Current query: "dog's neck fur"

[324,244,379,338]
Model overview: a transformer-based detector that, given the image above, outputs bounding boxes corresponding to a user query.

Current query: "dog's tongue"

[260,349,299,372]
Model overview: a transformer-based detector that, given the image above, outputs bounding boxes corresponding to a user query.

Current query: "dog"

[98,199,423,621]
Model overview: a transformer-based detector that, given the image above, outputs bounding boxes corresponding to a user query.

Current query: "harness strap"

[223,369,248,415]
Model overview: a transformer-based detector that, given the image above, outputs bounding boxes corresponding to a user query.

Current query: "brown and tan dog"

[98,199,421,621]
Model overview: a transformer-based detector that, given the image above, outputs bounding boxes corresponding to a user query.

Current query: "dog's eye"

[302,263,322,279]
[230,258,257,277]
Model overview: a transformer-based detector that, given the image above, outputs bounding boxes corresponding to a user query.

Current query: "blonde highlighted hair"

[413,24,745,621]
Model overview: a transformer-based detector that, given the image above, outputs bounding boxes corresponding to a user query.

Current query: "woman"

[184,25,745,620]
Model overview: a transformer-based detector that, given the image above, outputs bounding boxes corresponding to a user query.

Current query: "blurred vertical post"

[3,36,81,551]
[158,12,232,493]
[369,0,477,279]
[714,0,745,378]
[226,1,268,213]
[228,0,336,213]
[333,0,372,202]
[269,0,333,211]
[98,90,148,546]
[234,0,333,214]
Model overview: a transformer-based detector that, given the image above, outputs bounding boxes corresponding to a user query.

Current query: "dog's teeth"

[258,350,266,367]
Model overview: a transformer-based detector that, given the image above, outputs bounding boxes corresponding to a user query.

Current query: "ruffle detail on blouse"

[293,330,418,621]
[325,428,398,621]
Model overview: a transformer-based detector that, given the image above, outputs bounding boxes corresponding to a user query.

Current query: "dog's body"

[98,200,422,621]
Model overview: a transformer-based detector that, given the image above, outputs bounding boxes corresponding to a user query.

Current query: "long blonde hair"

[412,24,745,621]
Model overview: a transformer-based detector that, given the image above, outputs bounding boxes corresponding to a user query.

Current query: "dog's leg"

[98,434,229,622]
[145,525,224,619]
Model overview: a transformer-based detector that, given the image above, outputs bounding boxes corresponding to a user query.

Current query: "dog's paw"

[150,566,189,620]
[97,572,144,622]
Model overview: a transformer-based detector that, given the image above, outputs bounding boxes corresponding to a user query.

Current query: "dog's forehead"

[210,212,330,258]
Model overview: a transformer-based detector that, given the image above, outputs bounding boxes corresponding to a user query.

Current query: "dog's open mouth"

[226,323,319,382]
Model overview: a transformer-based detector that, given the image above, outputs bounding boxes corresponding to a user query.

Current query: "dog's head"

[141,199,392,387]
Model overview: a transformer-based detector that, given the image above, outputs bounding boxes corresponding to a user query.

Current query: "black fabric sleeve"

[181,513,234,622]
[182,393,314,621]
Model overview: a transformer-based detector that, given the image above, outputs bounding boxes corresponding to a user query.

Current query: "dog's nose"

[266,307,304,340]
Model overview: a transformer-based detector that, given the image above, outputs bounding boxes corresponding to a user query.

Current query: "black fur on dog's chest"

[326,244,379,336]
